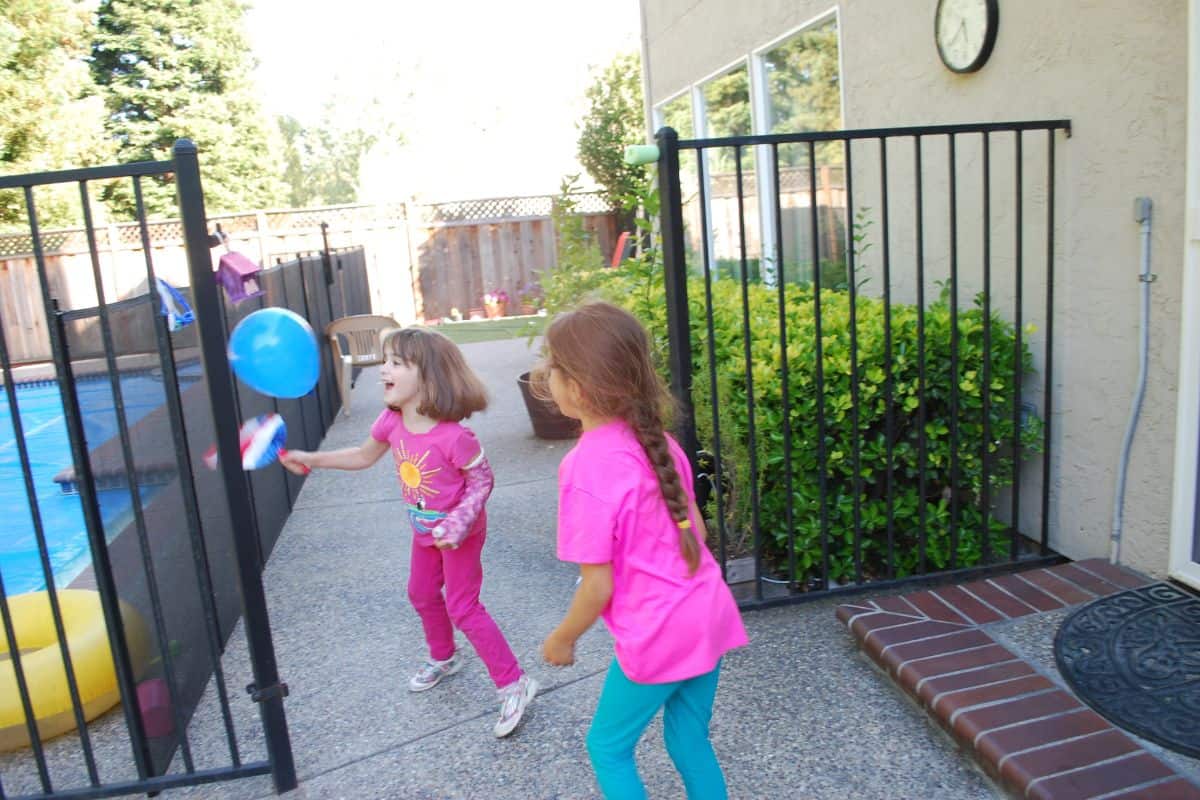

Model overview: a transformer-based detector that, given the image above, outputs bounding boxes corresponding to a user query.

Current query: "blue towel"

[155,278,194,331]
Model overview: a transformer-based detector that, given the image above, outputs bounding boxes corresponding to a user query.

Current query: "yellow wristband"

[677,519,692,530]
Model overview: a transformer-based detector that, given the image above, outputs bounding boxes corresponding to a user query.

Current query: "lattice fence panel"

[0,230,79,257]
[423,192,610,223]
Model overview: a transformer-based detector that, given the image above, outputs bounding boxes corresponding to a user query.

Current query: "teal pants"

[587,658,727,800]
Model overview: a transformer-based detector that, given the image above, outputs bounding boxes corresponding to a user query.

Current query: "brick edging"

[836,559,1200,800]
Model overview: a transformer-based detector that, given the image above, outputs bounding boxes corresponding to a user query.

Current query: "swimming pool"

[0,364,202,595]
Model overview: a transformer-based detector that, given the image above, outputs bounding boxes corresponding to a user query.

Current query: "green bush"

[554,180,1043,588]
[597,269,1041,587]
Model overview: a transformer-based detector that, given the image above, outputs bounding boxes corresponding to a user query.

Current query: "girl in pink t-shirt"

[282,326,536,738]
[538,302,748,799]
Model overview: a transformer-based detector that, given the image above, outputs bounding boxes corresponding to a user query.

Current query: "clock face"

[935,0,998,73]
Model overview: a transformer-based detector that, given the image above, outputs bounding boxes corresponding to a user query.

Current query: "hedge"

[593,268,1041,587]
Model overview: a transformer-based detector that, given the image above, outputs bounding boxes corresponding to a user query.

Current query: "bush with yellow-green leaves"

[593,269,1042,587]
[545,183,1042,587]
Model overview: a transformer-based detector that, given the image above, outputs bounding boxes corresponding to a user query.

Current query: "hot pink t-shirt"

[371,409,486,547]
[557,420,749,683]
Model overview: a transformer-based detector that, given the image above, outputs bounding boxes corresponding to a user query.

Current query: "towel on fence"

[155,277,194,331]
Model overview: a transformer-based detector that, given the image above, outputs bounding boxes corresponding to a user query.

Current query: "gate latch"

[246,681,289,703]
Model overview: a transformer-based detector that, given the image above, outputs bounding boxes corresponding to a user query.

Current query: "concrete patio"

[163,335,1012,799]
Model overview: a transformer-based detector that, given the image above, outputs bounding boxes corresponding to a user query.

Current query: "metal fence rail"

[0,140,364,798]
[655,120,1072,609]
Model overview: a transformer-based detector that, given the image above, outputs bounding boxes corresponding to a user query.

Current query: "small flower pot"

[484,301,507,319]
[516,371,580,439]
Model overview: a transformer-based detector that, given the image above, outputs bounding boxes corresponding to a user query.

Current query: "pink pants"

[407,531,522,688]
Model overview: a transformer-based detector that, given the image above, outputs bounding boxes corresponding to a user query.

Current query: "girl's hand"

[433,536,458,551]
[280,450,312,476]
[541,631,575,666]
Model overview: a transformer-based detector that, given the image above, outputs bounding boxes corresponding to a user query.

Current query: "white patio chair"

[325,314,400,417]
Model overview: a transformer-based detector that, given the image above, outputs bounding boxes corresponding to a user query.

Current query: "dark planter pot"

[516,371,580,440]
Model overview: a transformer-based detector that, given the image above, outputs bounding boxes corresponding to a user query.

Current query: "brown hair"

[539,302,700,574]
[381,326,488,421]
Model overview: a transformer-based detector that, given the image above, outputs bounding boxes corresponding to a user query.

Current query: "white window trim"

[749,47,775,285]
[695,57,748,280]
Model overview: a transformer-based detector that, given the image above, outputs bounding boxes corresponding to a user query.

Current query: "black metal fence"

[0,140,368,798]
[655,120,1072,608]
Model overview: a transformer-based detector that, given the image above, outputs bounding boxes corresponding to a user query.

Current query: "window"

[763,18,841,140]
[759,15,845,285]
[651,12,845,285]
[700,63,759,277]
[658,92,693,138]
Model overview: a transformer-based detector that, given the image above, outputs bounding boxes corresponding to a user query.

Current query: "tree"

[0,0,113,229]
[90,0,285,218]
[576,52,646,228]
[277,113,375,208]
[276,89,405,208]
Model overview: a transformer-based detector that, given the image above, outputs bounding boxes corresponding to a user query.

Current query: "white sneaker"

[493,674,538,738]
[408,652,464,692]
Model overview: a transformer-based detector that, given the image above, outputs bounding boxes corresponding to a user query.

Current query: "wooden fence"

[681,164,847,273]
[410,194,616,321]
[0,204,414,363]
[0,193,615,363]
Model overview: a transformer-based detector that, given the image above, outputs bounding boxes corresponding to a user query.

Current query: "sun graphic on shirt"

[393,442,441,505]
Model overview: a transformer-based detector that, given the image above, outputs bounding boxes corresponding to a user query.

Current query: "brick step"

[836,559,1200,800]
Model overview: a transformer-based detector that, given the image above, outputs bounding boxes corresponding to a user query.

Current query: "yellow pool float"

[0,589,151,752]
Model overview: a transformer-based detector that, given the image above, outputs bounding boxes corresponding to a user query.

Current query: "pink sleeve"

[370,409,397,442]
[432,457,493,546]
[557,486,616,564]
[447,425,484,468]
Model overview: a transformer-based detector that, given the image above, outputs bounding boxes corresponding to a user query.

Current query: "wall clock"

[935,0,999,74]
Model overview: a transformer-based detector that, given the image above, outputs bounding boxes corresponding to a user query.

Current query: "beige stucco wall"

[641,0,1188,577]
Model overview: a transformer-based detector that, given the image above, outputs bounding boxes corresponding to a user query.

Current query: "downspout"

[1111,197,1154,564]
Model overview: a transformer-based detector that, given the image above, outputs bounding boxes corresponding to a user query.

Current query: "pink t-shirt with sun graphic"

[370,409,486,547]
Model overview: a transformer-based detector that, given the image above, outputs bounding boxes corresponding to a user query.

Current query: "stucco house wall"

[639,0,1188,577]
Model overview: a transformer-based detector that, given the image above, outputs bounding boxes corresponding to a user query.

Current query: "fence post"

[655,126,699,469]
[173,139,297,794]
[255,210,270,266]
[403,201,425,322]
[106,222,123,297]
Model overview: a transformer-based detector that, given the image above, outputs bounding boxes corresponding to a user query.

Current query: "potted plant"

[516,281,544,316]
[515,368,581,439]
[511,176,611,440]
[483,289,509,319]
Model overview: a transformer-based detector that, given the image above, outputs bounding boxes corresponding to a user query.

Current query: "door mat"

[1055,581,1200,758]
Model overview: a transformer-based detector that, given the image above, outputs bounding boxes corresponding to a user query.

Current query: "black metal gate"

[654,120,1072,608]
[0,140,337,797]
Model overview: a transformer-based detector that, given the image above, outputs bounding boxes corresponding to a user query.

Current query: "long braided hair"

[539,302,701,574]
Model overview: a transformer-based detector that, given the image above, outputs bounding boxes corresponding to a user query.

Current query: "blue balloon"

[227,308,320,399]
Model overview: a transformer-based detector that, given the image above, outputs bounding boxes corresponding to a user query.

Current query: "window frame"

[651,7,844,285]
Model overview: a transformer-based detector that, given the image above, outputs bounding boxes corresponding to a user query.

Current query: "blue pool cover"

[0,364,202,595]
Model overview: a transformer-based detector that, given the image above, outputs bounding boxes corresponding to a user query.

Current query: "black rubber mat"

[1055,582,1200,758]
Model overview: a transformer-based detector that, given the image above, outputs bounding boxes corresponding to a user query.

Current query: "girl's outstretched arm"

[281,435,388,475]
[542,562,613,666]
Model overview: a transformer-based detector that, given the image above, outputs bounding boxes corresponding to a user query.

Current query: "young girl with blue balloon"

[281,326,537,738]
[538,302,748,799]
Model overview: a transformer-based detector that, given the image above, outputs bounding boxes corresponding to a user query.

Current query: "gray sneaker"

[408,652,464,692]
[493,674,538,737]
